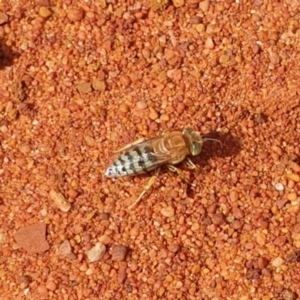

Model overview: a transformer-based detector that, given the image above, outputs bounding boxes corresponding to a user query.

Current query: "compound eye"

[191,142,201,156]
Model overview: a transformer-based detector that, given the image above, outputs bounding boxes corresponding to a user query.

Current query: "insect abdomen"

[105,146,156,177]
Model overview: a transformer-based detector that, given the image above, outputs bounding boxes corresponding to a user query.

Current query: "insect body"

[105,127,221,209]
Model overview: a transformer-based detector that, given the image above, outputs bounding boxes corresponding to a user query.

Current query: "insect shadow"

[183,131,242,196]
[0,43,20,70]
[194,130,241,164]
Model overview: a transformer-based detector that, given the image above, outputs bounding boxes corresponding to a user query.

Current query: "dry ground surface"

[1,0,300,299]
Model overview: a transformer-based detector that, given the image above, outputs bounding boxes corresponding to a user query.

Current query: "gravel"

[1,0,300,298]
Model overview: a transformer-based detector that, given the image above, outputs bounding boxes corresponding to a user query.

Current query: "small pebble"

[286,174,300,182]
[191,222,200,232]
[57,240,76,260]
[272,256,284,267]
[99,212,109,220]
[149,0,168,11]
[211,213,225,225]
[277,198,289,209]
[219,54,230,64]
[92,79,106,92]
[67,7,84,22]
[281,289,297,300]
[290,162,300,173]
[136,100,148,110]
[130,260,138,271]
[256,232,266,246]
[46,280,57,291]
[98,0,106,8]
[272,145,283,155]
[149,107,159,120]
[273,236,287,247]
[199,0,210,11]
[173,0,185,8]
[187,0,201,8]
[160,206,175,217]
[168,243,180,253]
[160,114,169,121]
[229,191,239,202]
[232,206,244,219]
[195,23,205,33]
[287,192,298,201]
[257,257,269,269]
[0,12,8,25]
[110,245,128,261]
[99,234,111,245]
[273,273,283,282]
[68,188,78,199]
[275,183,284,191]
[192,264,201,274]
[190,16,202,24]
[38,0,50,5]
[77,82,92,94]
[38,6,51,18]
[14,223,49,253]
[86,242,106,262]
[176,103,185,114]
[207,203,217,214]
[119,104,129,113]
[49,190,71,212]
[19,143,31,154]
[293,223,300,233]
[119,75,131,87]
[118,263,127,284]
[84,135,95,147]
[204,37,214,49]
[37,284,48,298]
[172,69,183,82]
[232,220,242,229]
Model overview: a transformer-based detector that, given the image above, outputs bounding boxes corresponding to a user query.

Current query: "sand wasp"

[105,128,221,209]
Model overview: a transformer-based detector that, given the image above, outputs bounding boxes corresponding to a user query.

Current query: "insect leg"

[186,157,197,169]
[113,137,147,153]
[128,168,160,210]
[168,165,196,187]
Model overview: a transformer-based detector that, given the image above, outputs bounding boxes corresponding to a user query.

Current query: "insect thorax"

[153,132,189,164]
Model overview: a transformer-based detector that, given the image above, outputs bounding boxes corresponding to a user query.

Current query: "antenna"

[203,138,223,148]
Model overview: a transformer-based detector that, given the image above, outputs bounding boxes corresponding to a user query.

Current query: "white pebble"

[275,183,284,191]
[86,242,106,263]
[272,256,283,267]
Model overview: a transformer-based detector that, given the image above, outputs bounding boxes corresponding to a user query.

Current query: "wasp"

[105,127,221,209]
